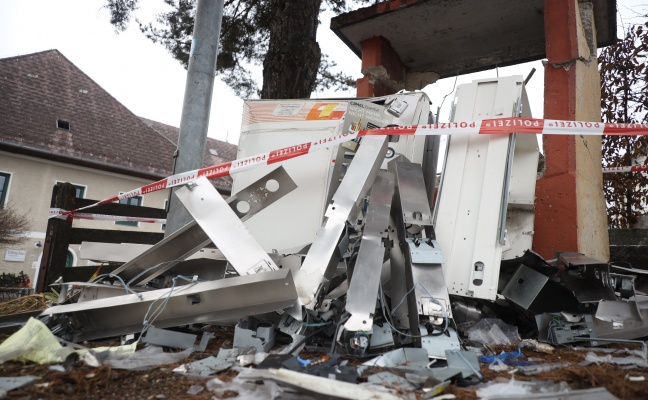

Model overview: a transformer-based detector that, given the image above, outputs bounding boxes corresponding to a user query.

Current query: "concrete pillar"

[356,36,438,97]
[356,36,404,97]
[533,0,609,261]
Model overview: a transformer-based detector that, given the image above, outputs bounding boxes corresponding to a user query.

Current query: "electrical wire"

[139,275,203,339]
[90,273,143,299]
[126,259,187,286]
[287,324,333,356]
[378,283,425,339]
[385,281,449,334]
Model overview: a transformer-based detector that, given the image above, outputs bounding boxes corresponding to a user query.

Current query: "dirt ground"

[1,324,647,400]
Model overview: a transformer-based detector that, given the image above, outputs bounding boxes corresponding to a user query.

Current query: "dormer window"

[57,119,70,130]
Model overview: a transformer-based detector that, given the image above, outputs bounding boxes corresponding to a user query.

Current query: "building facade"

[0,50,236,281]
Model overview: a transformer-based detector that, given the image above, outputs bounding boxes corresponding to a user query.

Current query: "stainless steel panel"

[295,135,388,309]
[501,265,550,310]
[114,166,297,285]
[408,239,453,320]
[393,162,433,229]
[344,172,394,332]
[42,269,298,342]
[175,176,278,276]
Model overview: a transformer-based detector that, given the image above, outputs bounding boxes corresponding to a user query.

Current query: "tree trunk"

[261,0,322,99]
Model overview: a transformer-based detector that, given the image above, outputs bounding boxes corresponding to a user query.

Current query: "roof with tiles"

[140,117,236,190]
[0,50,235,191]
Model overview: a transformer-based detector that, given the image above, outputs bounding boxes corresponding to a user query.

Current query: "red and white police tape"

[602,165,648,174]
[49,208,166,224]
[52,117,648,219]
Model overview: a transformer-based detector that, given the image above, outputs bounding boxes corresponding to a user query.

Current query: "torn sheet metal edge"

[363,349,481,381]
[0,376,40,393]
[114,166,297,285]
[176,176,279,276]
[41,269,298,342]
[596,299,643,324]
[422,327,461,359]
[80,242,226,264]
[295,136,388,310]
[483,387,619,400]
[367,371,417,391]
[141,326,214,350]
[344,171,394,332]
[560,267,617,304]
[239,367,401,400]
[233,319,276,353]
[538,311,648,345]
[80,242,152,263]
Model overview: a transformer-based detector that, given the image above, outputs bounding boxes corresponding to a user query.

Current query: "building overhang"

[331,0,617,79]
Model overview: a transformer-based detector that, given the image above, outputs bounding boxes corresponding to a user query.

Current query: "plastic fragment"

[206,375,283,400]
[186,384,204,395]
[476,377,570,398]
[488,358,509,371]
[520,339,554,354]
[478,348,529,366]
[103,346,192,370]
[581,352,648,368]
[467,318,519,345]
[518,361,569,375]
[626,375,645,382]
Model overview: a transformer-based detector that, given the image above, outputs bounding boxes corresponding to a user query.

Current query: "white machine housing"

[233,93,431,253]
[434,76,540,301]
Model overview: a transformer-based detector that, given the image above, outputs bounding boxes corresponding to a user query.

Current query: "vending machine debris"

[12,76,647,397]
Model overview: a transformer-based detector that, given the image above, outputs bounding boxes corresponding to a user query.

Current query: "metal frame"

[41,269,298,342]
[113,166,297,285]
[344,171,394,332]
[175,176,279,275]
[295,135,388,310]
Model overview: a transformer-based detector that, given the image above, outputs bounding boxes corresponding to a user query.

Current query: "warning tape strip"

[49,208,166,224]
[602,165,648,174]
[52,117,648,218]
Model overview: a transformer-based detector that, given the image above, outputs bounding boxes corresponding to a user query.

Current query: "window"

[0,172,11,207]
[56,119,70,130]
[55,181,86,199]
[116,195,142,227]
[74,185,86,199]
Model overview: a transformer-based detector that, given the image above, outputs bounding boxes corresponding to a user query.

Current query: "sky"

[0,1,645,145]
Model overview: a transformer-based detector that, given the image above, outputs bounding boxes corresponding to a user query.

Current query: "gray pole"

[165,0,224,237]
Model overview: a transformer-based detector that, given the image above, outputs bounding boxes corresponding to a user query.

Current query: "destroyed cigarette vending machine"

[232,93,462,357]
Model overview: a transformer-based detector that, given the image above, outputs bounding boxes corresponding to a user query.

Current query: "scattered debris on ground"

[2,86,648,399]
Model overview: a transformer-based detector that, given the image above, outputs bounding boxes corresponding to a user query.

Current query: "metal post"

[165,0,225,236]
